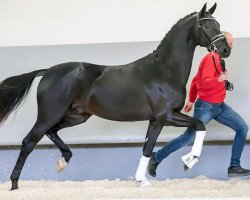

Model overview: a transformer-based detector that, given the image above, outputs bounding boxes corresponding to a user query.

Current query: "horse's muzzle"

[219,46,231,58]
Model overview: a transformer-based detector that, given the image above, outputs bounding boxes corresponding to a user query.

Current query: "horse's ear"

[198,3,207,19]
[208,3,217,15]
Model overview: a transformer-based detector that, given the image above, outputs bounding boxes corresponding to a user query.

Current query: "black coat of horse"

[0,3,230,190]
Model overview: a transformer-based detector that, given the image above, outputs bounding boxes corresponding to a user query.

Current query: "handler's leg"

[135,120,163,182]
[214,103,250,177]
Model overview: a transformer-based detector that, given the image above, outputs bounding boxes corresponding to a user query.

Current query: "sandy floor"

[0,176,250,199]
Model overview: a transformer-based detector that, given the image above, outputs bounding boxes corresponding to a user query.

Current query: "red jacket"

[189,52,226,103]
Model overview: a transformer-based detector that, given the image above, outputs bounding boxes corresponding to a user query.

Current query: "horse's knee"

[142,141,153,157]
[143,139,155,157]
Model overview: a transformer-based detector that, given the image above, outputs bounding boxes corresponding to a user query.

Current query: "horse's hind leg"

[10,121,54,190]
[46,109,92,172]
[47,132,72,173]
[10,82,77,190]
[135,120,164,185]
[10,110,78,190]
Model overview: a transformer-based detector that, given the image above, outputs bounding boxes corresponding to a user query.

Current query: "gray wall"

[1,144,250,182]
[0,38,250,146]
[0,39,250,182]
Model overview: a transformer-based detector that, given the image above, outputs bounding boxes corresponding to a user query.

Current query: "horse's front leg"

[166,112,206,169]
[135,120,164,184]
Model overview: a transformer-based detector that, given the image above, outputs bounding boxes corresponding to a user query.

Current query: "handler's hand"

[218,71,229,82]
[184,102,194,112]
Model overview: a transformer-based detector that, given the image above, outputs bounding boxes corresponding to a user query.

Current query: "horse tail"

[0,69,47,124]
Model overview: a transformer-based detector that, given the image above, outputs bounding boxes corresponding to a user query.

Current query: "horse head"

[196,3,231,58]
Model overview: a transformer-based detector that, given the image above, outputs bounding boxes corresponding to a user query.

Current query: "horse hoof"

[138,178,151,187]
[10,180,18,191]
[183,164,189,171]
[57,157,67,173]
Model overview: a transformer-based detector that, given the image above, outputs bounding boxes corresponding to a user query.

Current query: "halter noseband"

[197,15,225,52]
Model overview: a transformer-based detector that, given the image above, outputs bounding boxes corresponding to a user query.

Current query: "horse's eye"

[205,25,209,29]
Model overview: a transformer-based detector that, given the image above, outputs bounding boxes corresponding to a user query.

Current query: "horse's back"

[36,62,105,111]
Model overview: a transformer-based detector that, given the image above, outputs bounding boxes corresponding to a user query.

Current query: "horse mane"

[155,12,197,52]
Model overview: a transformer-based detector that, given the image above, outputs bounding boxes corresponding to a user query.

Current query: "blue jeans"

[155,99,249,167]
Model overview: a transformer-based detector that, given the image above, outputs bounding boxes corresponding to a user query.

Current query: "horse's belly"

[86,94,152,121]
[92,111,150,121]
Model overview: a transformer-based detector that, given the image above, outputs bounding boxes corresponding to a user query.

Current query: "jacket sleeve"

[189,75,198,103]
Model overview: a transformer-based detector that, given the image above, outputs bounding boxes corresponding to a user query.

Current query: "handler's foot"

[228,166,250,177]
[147,152,159,177]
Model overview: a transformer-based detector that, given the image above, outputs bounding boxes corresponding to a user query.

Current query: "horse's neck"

[155,17,197,85]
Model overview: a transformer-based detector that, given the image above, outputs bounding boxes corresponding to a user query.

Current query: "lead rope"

[211,52,234,91]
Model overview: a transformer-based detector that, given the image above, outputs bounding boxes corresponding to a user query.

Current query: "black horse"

[0,3,230,190]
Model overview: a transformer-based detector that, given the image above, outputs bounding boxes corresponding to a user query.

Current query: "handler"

[148,32,250,177]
